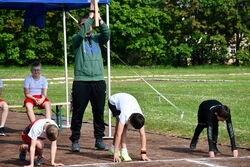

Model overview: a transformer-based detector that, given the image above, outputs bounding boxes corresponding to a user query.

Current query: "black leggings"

[192,123,218,145]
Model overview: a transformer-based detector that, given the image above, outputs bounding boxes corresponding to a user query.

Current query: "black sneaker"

[19,144,27,160]
[214,146,221,155]
[34,156,44,166]
[0,127,5,136]
[190,138,198,150]
[95,139,107,150]
[71,142,80,152]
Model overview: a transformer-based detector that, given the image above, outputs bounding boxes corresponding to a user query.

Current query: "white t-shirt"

[0,79,2,88]
[24,75,48,95]
[28,119,58,140]
[109,93,143,125]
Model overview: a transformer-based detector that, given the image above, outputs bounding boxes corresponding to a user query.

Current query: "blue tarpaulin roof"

[0,0,110,10]
[0,0,110,28]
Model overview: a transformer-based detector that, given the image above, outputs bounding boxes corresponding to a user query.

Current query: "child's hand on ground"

[114,154,121,163]
[141,154,151,161]
[233,150,238,157]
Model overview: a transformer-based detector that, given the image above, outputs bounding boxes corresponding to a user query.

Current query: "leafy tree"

[109,0,170,65]
[0,0,249,66]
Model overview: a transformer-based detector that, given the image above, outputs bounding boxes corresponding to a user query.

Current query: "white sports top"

[109,93,143,125]
[24,75,48,95]
[28,119,58,140]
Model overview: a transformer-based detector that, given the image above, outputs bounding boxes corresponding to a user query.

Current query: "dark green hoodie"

[72,18,110,81]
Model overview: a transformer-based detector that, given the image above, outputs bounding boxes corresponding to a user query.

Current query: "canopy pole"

[103,4,113,140]
[62,9,70,128]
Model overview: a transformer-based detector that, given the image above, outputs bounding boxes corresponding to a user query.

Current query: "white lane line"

[63,156,250,167]
[185,159,226,167]
[3,73,250,81]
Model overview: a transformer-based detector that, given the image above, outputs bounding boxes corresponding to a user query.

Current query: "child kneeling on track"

[108,93,150,162]
[24,61,51,122]
[19,119,63,167]
[0,79,9,136]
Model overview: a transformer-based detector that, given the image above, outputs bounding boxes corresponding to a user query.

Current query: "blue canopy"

[0,0,110,10]
[0,0,110,28]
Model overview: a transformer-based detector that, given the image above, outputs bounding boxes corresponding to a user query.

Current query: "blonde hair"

[46,124,59,141]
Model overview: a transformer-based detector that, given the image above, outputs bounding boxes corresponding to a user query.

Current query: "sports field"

[0,111,249,167]
[0,65,249,148]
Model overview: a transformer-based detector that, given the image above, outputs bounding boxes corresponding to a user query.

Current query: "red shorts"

[24,95,50,109]
[0,99,4,102]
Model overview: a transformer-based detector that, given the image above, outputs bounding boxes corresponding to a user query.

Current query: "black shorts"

[108,101,121,117]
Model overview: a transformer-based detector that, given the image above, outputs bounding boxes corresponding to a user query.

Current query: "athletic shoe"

[95,139,106,150]
[34,156,44,166]
[120,150,132,162]
[19,144,28,160]
[71,142,80,152]
[214,146,221,155]
[0,127,5,136]
[190,138,198,150]
[109,147,121,156]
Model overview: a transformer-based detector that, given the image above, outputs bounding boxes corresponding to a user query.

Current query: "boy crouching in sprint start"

[108,93,151,162]
[190,100,238,158]
[19,119,64,167]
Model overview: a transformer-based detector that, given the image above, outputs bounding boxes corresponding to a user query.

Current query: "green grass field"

[0,65,250,148]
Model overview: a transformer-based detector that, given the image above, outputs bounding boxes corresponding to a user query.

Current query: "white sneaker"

[120,150,132,162]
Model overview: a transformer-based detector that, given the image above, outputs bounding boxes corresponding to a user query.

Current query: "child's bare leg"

[35,140,44,157]
[42,101,51,119]
[25,103,36,122]
[121,124,128,149]
[120,125,132,161]
[20,143,29,152]
[112,117,120,145]
[0,102,8,127]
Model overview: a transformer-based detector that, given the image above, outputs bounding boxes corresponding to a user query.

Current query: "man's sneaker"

[0,127,5,136]
[95,139,106,150]
[71,142,80,152]
[120,150,132,162]
[109,147,121,156]
[190,138,198,150]
[19,144,28,160]
[34,156,44,166]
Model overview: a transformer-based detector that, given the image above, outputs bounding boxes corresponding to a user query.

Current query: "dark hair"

[213,105,231,119]
[31,61,41,68]
[78,15,89,24]
[130,113,145,129]
[46,124,59,141]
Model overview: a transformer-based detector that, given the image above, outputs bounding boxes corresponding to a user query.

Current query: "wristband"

[140,150,147,154]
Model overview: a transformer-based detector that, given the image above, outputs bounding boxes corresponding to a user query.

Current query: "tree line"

[0,0,249,66]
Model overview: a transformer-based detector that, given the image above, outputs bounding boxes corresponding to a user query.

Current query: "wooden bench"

[8,102,70,131]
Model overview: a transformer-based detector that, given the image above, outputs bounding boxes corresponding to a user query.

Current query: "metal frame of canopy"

[0,0,113,138]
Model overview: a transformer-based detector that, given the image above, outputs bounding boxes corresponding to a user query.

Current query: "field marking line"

[2,73,250,81]
[185,159,226,167]
[63,155,250,167]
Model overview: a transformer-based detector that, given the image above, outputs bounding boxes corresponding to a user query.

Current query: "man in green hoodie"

[69,1,110,152]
